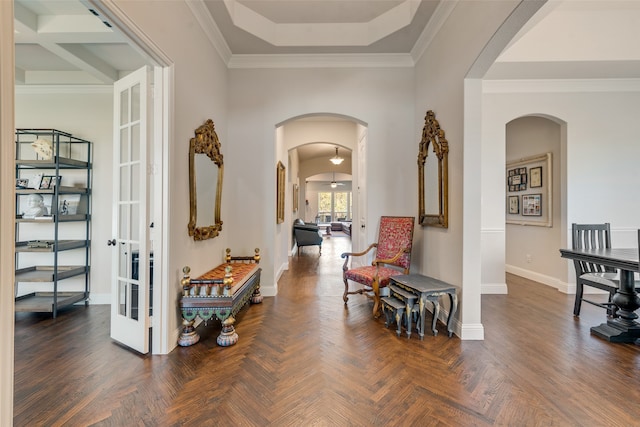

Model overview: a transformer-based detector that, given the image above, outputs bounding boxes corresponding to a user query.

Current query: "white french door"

[110,66,151,353]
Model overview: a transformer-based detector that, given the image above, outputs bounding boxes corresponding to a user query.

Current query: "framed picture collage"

[506,153,552,227]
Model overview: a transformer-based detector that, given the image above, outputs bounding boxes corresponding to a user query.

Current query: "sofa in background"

[293,218,323,255]
[331,221,352,236]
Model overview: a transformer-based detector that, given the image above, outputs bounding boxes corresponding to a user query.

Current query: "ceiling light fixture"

[331,172,338,188]
[329,147,344,165]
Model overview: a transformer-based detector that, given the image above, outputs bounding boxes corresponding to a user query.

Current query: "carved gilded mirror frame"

[188,119,224,240]
[418,110,449,228]
[276,161,285,224]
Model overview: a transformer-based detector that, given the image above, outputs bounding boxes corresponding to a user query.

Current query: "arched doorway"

[276,114,369,263]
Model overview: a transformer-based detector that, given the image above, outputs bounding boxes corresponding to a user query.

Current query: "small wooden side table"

[390,274,458,338]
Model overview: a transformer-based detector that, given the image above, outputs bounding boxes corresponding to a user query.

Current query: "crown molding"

[228,53,414,69]
[483,78,640,93]
[186,0,232,65]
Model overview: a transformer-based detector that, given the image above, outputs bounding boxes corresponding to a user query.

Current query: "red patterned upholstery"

[341,216,415,317]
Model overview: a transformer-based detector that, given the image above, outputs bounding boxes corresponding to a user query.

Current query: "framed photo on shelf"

[59,194,80,215]
[522,194,542,216]
[39,175,61,190]
[508,195,519,214]
[38,175,52,190]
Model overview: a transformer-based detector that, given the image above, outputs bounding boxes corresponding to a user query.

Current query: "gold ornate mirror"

[418,110,448,228]
[188,119,224,240]
[276,161,285,224]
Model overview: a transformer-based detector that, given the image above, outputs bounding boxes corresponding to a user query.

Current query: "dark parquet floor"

[13,234,640,426]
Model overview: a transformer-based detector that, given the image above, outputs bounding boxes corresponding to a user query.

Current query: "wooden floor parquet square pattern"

[13,235,640,426]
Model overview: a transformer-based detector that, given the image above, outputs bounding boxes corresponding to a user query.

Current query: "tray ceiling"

[13,0,640,86]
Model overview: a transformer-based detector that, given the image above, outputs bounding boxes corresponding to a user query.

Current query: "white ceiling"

[13,1,640,83]
[14,0,148,85]
[295,141,352,167]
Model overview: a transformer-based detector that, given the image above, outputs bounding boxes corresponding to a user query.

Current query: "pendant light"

[329,147,344,165]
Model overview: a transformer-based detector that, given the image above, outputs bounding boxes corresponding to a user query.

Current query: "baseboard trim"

[506,265,564,291]
[460,323,485,340]
[482,283,508,294]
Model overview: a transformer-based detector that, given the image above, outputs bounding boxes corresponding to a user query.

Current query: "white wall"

[414,1,522,339]
[114,0,230,344]
[505,116,563,287]
[227,67,415,295]
[15,89,113,300]
[482,80,640,293]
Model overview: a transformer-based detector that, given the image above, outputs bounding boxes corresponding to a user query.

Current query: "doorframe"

[0,1,16,423]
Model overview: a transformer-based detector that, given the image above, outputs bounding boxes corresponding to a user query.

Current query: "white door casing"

[355,127,368,267]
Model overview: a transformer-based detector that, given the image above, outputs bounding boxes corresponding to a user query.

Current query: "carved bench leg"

[217,316,238,347]
[177,317,200,347]
[251,285,263,304]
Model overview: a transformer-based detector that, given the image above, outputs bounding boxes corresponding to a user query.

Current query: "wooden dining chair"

[571,223,619,316]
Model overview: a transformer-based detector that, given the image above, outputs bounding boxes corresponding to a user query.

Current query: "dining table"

[560,247,640,343]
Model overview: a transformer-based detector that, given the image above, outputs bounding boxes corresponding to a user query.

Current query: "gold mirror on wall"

[276,161,285,224]
[188,119,224,240]
[418,110,449,228]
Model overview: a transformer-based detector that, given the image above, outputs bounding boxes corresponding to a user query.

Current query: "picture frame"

[506,152,552,227]
[530,166,542,188]
[16,178,29,189]
[38,175,61,190]
[508,195,519,214]
[38,175,52,190]
[292,184,299,212]
[522,194,542,216]
[59,194,80,215]
[507,168,527,192]
[276,161,285,224]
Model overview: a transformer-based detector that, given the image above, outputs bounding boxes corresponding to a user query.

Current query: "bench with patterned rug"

[178,248,262,347]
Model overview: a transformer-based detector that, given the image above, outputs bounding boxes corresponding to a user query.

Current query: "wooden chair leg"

[573,282,584,316]
[372,293,382,318]
[342,277,350,303]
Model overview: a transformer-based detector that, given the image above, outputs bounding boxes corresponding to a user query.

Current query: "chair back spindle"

[571,223,618,316]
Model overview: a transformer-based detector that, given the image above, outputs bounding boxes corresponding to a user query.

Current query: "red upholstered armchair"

[341,216,415,317]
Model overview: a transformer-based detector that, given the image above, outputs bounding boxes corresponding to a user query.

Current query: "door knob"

[107,239,116,246]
